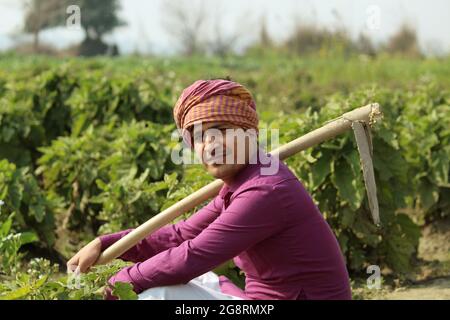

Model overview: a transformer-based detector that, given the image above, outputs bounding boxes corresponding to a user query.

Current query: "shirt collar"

[218,150,273,198]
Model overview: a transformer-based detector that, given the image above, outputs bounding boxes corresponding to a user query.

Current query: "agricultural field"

[0,53,449,299]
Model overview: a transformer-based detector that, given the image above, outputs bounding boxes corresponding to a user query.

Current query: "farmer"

[67,79,352,300]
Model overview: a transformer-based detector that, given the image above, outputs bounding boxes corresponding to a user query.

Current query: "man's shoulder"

[237,161,298,193]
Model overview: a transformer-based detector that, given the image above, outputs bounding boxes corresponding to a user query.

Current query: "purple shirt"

[100,159,352,300]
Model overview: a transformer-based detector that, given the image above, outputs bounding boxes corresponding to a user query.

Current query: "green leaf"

[337,233,349,255]
[344,150,361,176]
[341,207,356,228]
[72,114,88,137]
[429,149,449,186]
[0,213,14,237]
[136,143,147,157]
[376,127,399,150]
[29,203,45,223]
[0,286,31,300]
[310,152,332,190]
[19,232,38,246]
[112,282,138,300]
[127,191,142,205]
[95,179,108,191]
[417,178,439,211]
[33,275,48,290]
[352,214,380,246]
[395,213,421,245]
[332,159,364,210]
[348,248,366,271]
[384,231,416,272]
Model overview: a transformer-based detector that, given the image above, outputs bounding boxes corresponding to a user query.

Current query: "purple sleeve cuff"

[99,229,133,252]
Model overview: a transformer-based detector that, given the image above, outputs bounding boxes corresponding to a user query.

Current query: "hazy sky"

[0,0,449,55]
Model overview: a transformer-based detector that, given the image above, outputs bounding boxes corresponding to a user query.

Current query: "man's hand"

[67,238,102,273]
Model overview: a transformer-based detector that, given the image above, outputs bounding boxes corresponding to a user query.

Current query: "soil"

[354,216,450,300]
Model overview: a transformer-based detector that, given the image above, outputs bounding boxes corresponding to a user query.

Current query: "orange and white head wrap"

[173,80,259,142]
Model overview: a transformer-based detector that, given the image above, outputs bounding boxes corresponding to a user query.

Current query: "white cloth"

[138,271,244,300]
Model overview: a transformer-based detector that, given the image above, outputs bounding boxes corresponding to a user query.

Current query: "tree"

[208,15,241,57]
[23,0,66,52]
[243,15,274,57]
[259,15,272,48]
[161,0,207,56]
[74,0,125,56]
[72,0,124,42]
[386,24,421,57]
[23,0,125,56]
[356,33,377,57]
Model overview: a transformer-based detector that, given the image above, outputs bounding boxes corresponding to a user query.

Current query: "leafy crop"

[0,56,448,299]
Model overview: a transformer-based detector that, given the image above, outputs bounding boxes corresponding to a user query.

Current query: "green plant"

[0,55,448,299]
[0,159,58,248]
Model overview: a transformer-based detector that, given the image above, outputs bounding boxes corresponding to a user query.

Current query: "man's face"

[189,121,257,181]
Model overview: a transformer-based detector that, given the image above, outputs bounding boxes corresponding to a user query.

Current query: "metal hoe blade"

[352,121,380,226]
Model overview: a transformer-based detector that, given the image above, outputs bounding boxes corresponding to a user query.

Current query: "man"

[67,79,352,300]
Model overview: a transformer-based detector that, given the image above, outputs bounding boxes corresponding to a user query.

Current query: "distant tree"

[259,15,272,48]
[283,20,355,57]
[23,0,66,52]
[23,0,125,56]
[386,24,421,57]
[356,33,377,57]
[284,23,327,55]
[161,0,207,56]
[243,15,274,57]
[71,0,123,41]
[208,13,242,57]
[68,0,125,56]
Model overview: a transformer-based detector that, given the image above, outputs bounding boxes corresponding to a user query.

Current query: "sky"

[0,0,449,55]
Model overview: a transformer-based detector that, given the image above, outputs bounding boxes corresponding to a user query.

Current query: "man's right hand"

[66,238,102,274]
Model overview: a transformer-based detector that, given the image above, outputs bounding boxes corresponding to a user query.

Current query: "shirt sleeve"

[99,196,223,263]
[106,183,285,296]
